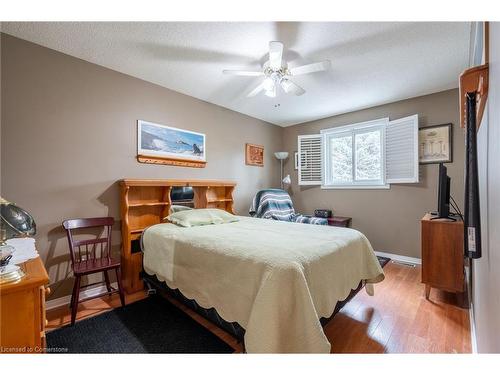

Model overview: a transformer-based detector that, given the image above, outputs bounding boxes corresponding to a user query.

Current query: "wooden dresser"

[120,179,236,293]
[0,257,50,353]
[421,213,465,301]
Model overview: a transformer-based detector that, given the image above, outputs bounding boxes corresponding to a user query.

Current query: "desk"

[326,216,352,228]
[0,256,49,353]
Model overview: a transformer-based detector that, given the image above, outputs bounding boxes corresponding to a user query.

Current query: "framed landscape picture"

[137,120,206,167]
[418,123,453,164]
[245,143,264,167]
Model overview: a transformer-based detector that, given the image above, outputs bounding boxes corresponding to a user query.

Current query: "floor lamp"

[274,152,289,189]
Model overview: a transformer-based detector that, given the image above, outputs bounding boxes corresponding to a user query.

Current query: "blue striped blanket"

[249,189,328,225]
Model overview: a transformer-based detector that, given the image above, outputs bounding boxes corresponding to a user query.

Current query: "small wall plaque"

[245,143,264,167]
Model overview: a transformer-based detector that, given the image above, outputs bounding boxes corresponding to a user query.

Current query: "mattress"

[142,216,384,353]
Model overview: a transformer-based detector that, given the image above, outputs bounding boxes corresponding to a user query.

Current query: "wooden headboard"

[119,179,236,293]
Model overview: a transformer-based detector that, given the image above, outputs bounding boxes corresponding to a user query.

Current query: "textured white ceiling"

[2,22,470,126]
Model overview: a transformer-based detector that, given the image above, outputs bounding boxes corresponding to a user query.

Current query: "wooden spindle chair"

[62,217,125,325]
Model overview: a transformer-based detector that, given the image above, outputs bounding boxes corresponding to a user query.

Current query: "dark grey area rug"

[46,295,234,353]
[47,256,390,354]
[377,255,390,268]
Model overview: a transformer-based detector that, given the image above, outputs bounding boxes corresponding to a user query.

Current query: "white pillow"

[170,205,193,214]
[167,208,238,228]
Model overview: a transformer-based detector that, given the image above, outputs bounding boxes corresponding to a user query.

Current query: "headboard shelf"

[128,202,170,207]
[119,178,236,293]
[207,198,233,203]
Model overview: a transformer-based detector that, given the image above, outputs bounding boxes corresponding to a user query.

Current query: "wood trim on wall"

[374,251,421,265]
[137,155,207,168]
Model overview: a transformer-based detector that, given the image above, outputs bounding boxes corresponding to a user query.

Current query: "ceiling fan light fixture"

[223,40,331,98]
[263,77,275,92]
[264,85,277,98]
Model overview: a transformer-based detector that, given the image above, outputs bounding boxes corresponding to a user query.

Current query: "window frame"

[321,118,390,189]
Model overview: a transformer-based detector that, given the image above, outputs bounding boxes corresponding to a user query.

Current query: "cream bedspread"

[142,216,384,353]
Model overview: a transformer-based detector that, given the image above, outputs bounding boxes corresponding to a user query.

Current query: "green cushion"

[167,208,239,228]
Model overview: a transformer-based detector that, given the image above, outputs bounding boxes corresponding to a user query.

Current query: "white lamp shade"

[282,174,291,185]
[274,152,289,160]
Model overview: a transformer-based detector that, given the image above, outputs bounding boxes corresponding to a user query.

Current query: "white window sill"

[321,184,391,190]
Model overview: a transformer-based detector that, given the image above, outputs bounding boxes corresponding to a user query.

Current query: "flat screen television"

[433,163,451,220]
[170,186,195,208]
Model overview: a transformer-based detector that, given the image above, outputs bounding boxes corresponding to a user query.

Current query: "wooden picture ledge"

[459,22,489,132]
[459,64,489,131]
[137,155,206,168]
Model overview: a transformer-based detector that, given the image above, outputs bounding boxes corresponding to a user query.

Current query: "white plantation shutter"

[298,134,322,185]
[386,114,419,183]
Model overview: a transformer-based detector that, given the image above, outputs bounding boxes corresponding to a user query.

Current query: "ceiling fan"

[223,41,331,98]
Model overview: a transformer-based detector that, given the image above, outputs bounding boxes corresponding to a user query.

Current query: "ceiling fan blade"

[247,81,266,97]
[223,69,264,77]
[280,79,306,96]
[289,60,331,76]
[269,41,284,70]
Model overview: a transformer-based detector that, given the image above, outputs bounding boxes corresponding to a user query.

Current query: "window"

[297,115,419,188]
[322,119,387,188]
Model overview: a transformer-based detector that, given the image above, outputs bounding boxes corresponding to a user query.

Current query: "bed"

[141,214,384,353]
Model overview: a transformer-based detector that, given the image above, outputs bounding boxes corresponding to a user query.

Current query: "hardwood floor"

[46,290,147,330]
[46,261,471,353]
[325,261,471,353]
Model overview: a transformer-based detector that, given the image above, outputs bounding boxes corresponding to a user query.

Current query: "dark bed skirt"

[141,272,364,342]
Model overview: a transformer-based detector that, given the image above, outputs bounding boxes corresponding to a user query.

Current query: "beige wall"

[472,22,500,353]
[282,89,464,259]
[0,32,2,195]
[0,34,283,299]
[1,33,467,302]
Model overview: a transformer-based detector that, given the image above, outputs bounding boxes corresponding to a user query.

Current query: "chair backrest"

[62,217,114,266]
[249,189,296,221]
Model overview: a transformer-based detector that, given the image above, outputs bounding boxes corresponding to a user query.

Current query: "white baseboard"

[46,282,118,311]
[469,300,478,353]
[464,265,478,353]
[374,251,421,265]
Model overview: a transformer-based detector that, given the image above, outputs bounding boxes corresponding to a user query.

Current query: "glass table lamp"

[0,197,36,284]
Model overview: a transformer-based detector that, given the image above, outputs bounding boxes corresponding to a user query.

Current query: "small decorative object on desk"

[0,242,14,267]
[0,237,31,285]
[6,237,38,264]
[314,209,332,218]
[0,197,38,284]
